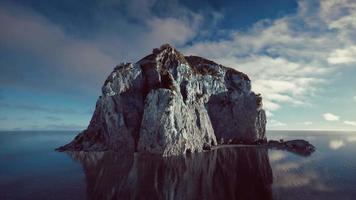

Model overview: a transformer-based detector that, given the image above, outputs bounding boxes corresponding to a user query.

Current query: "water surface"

[1,131,356,200]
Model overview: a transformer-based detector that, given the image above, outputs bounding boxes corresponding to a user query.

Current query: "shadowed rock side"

[68,147,273,200]
[57,44,266,156]
[268,139,316,156]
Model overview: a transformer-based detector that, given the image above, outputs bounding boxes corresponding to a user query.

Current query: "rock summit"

[57,44,267,156]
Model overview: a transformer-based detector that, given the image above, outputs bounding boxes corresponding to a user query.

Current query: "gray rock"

[268,139,315,156]
[138,89,217,156]
[57,44,267,156]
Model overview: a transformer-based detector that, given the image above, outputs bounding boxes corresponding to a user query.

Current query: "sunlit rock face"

[58,44,266,156]
[69,147,273,200]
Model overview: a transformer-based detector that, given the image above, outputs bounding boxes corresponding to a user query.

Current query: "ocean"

[1,130,356,200]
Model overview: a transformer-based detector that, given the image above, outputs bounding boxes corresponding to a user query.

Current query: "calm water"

[1,131,356,200]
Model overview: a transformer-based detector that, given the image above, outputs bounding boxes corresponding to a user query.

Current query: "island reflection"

[68,147,273,200]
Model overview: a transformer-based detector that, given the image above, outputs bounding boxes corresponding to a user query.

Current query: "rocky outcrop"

[268,139,315,156]
[57,44,267,156]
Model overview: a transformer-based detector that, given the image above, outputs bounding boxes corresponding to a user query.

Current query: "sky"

[0,0,355,131]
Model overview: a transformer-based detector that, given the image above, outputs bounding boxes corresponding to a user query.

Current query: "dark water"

[1,131,356,200]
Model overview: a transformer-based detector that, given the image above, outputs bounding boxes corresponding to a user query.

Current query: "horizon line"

[0,129,355,132]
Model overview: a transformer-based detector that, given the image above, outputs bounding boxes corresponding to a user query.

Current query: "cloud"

[327,46,356,64]
[4,123,85,131]
[329,140,345,150]
[353,96,356,101]
[304,121,313,125]
[45,116,62,121]
[45,123,85,130]
[344,121,356,126]
[183,0,356,115]
[265,110,274,117]
[145,17,200,46]
[323,113,340,121]
[0,4,116,93]
[2,0,356,131]
[269,120,287,127]
[0,101,77,114]
[0,1,203,94]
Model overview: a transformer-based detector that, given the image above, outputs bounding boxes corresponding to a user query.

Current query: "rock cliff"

[57,44,267,156]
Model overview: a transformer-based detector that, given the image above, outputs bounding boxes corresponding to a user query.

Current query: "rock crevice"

[57,44,267,156]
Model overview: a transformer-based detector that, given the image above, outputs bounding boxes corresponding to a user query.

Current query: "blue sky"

[0,0,355,131]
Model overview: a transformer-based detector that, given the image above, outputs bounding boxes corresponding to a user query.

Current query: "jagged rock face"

[58,44,267,156]
[138,89,216,156]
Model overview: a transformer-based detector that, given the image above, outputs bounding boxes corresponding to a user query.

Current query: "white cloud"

[323,113,340,121]
[184,0,356,117]
[304,121,313,125]
[262,100,281,111]
[2,0,356,130]
[329,140,345,150]
[353,96,356,101]
[344,121,356,126]
[327,46,356,64]
[269,120,287,127]
[265,110,274,117]
[146,16,201,46]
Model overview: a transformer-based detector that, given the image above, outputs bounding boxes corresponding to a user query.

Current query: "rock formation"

[268,139,315,156]
[57,44,267,156]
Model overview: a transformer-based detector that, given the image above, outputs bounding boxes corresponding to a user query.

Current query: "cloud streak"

[344,121,356,126]
[304,121,313,126]
[269,120,287,128]
[0,1,203,95]
[184,0,356,117]
[323,113,340,121]
[1,0,356,130]
[0,102,77,114]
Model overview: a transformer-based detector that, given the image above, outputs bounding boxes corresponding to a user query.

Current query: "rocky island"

[58,44,270,156]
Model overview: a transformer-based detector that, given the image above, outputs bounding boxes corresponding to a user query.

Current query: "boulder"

[268,139,315,156]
